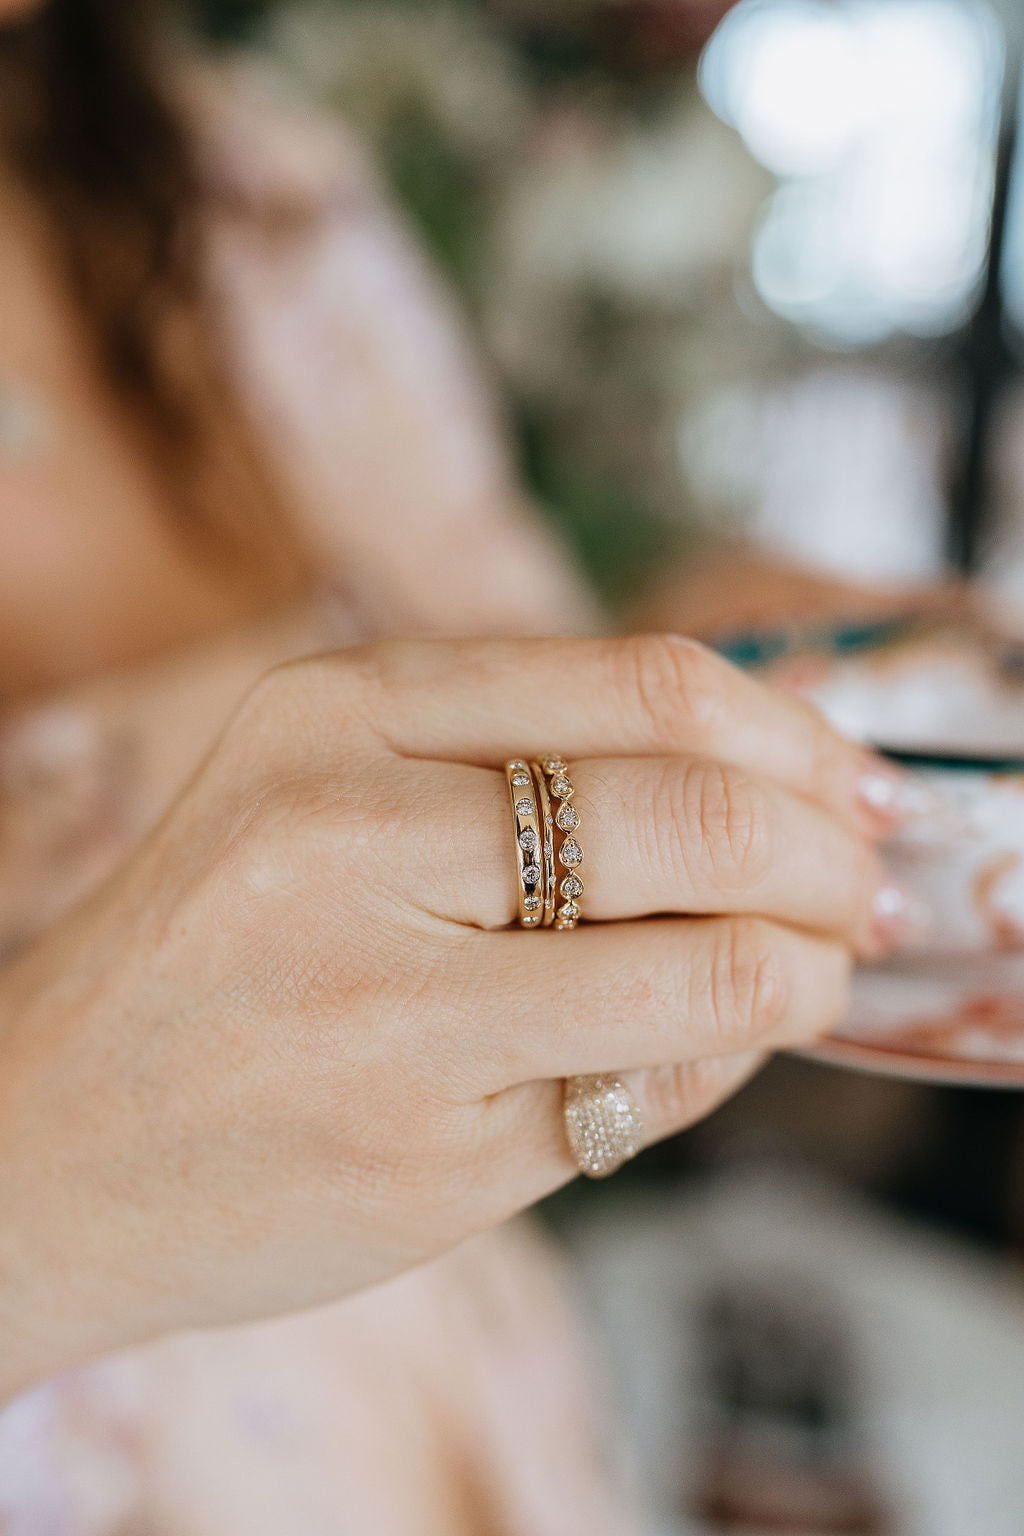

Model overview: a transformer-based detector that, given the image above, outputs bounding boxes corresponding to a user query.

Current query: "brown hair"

[0,0,302,593]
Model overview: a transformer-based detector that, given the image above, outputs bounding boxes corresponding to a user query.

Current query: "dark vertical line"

[948,39,1022,574]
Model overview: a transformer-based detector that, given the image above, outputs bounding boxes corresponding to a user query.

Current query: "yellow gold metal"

[505,760,544,928]
[538,755,584,929]
[529,761,557,927]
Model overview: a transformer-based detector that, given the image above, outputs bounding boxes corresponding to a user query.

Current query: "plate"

[801,953,1024,1088]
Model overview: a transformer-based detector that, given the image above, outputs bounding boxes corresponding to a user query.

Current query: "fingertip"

[855,757,944,837]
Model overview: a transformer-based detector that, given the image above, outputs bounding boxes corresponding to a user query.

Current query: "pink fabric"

[0,1228,621,1536]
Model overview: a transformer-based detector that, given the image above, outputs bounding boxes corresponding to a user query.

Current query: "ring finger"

[474,1053,767,1215]
[456,915,851,1091]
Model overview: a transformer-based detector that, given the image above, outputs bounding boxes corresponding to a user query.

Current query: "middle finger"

[427,757,894,950]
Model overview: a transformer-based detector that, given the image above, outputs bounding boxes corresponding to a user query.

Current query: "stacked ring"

[537,755,584,930]
[529,761,557,927]
[505,761,544,927]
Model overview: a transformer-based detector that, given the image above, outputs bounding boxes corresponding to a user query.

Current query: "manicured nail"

[866,883,931,956]
[857,764,942,826]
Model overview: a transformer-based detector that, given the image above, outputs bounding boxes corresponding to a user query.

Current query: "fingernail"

[866,883,932,957]
[857,763,942,826]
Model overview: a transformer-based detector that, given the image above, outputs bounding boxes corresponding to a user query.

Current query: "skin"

[0,0,917,1445]
[0,633,914,1403]
[0,123,276,694]
[0,598,351,958]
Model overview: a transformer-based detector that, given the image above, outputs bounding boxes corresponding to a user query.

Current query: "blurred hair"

[0,0,302,592]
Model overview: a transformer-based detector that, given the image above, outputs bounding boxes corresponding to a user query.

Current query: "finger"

[357,634,910,837]
[439,757,890,949]
[457,916,851,1090]
[620,1052,766,1147]
[475,1052,765,1211]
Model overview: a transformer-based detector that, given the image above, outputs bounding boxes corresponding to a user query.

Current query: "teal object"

[716,615,915,671]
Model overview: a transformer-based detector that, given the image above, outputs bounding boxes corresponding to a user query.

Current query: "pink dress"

[0,63,620,1536]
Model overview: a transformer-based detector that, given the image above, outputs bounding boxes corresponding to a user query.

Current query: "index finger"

[357,634,912,838]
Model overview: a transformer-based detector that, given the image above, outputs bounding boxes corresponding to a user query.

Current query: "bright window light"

[699,0,1003,342]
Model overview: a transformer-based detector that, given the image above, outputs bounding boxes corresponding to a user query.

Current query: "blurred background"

[176,1,1024,1530]
[200,0,1024,613]
[17,0,1024,1528]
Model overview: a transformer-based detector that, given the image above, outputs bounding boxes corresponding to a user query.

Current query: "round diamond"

[523,894,541,912]
[558,901,580,923]
[519,828,538,853]
[560,874,584,899]
[559,840,583,868]
[541,755,566,774]
[551,776,573,799]
[510,771,531,787]
[521,863,541,884]
[556,804,579,832]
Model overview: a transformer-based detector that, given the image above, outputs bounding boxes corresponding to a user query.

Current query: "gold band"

[538,755,584,930]
[529,762,557,927]
[564,1075,644,1178]
[505,761,544,928]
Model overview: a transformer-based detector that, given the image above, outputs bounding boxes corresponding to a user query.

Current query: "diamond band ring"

[505,761,544,927]
[537,755,584,930]
[564,1075,644,1178]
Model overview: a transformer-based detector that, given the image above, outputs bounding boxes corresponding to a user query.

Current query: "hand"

[0,597,356,958]
[634,543,965,642]
[0,635,914,1398]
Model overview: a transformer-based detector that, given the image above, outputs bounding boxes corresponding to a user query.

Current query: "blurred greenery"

[194,0,270,42]
[381,101,486,297]
[517,409,677,604]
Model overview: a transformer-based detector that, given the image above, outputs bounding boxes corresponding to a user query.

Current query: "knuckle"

[228,663,291,742]
[619,634,724,748]
[680,760,771,894]
[225,801,308,926]
[708,918,789,1047]
[232,652,374,754]
[354,638,432,719]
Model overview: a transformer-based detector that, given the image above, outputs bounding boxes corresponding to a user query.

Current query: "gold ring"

[529,761,557,927]
[538,755,584,929]
[564,1075,644,1178]
[505,761,544,927]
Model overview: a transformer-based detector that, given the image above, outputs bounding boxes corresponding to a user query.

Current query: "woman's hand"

[0,635,915,1399]
[0,597,359,958]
